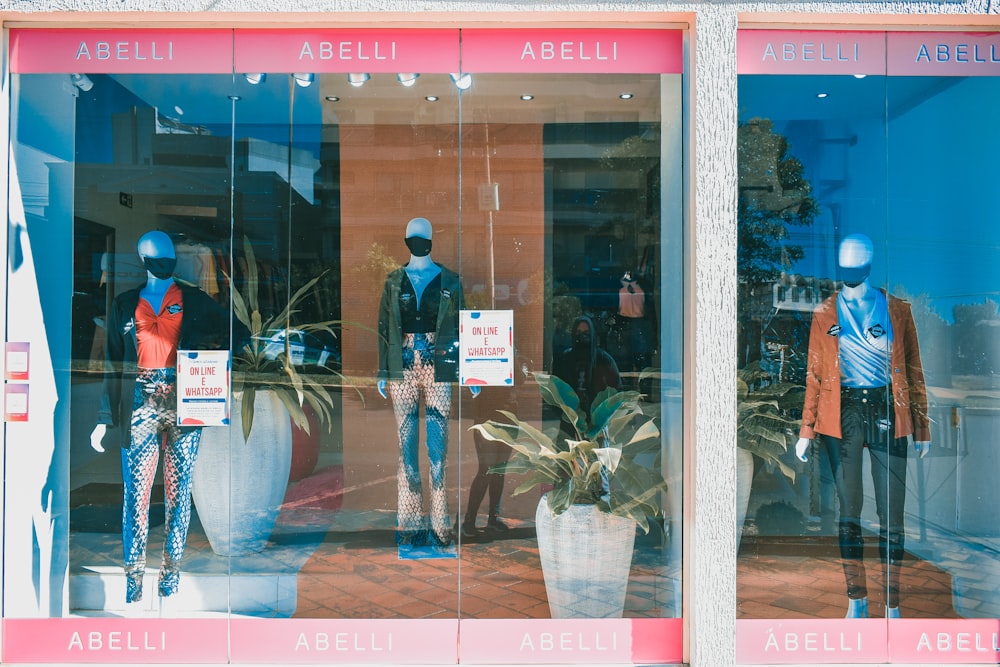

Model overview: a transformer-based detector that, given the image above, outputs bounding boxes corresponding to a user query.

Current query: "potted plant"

[192,237,343,557]
[736,361,801,539]
[471,372,667,618]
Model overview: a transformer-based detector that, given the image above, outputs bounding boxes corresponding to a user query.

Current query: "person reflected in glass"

[377,217,478,550]
[553,315,623,417]
[795,233,930,619]
[90,230,235,604]
[461,384,516,539]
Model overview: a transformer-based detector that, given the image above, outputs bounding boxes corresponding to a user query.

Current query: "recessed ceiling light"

[817,92,829,99]
[520,94,534,101]
[854,74,867,79]
[325,96,340,102]
[619,93,634,100]
[425,95,439,102]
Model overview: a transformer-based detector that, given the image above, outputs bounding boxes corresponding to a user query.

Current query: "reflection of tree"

[737,118,820,366]
[953,300,1000,377]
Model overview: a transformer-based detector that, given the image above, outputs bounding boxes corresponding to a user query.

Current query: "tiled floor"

[288,512,677,620]
[736,535,962,619]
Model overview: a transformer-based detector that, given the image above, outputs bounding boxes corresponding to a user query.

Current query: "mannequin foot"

[846,597,868,619]
[487,516,510,531]
[886,606,901,619]
[125,571,144,604]
[158,563,180,598]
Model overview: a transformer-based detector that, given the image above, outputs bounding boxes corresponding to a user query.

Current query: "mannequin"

[92,230,233,603]
[377,217,477,550]
[794,233,930,619]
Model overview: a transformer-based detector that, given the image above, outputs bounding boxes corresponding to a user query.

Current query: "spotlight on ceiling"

[520,94,534,101]
[244,73,266,85]
[70,73,94,92]
[619,92,634,100]
[397,73,420,87]
[348,72,371,87]
[293,73,315,88]
[450,72,473,91]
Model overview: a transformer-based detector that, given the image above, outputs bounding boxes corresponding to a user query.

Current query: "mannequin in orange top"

[794,233,930,619]
[92,230,233,604]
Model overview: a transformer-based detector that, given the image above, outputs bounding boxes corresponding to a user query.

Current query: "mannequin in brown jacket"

[795,233,930,619]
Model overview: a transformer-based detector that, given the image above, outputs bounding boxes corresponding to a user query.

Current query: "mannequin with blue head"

[92,229,235,604]
[794,232,931,619]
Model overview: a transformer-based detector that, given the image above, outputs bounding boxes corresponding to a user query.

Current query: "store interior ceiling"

[107,72,667,129]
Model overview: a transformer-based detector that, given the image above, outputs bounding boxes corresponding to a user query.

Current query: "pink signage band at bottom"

[738,617,1000,664]
[459,617,682,664]
[229,617,459,663]
[2,618,230,663]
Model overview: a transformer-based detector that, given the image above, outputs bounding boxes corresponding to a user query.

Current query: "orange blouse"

[135,283,184,369]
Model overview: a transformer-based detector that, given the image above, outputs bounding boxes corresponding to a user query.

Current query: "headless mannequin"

[795,234,929,619]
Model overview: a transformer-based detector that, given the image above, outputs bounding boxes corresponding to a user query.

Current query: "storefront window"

[4,26,684,664]
[736,29,1000,664]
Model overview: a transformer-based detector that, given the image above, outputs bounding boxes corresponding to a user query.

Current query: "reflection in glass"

[738,71,1000,625]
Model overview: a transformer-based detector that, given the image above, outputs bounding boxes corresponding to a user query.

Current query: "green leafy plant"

[737,361,801,481]
[471,372,667,533]
[230,237,343,440]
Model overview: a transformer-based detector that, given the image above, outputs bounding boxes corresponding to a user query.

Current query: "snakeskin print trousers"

[122,368,201,575]
[389,333,453,546]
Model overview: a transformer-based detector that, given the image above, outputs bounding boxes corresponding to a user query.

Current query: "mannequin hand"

[377,380,387,400]
[914,441,931,459]
[795,437,811,462]
[90,424,108,453]
[469,386,481,398]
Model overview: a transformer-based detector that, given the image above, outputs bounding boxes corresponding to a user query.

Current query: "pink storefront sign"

[461,29,683,74]
[736,618,889,664]
[234,29,459,74]
[458,618,682,664]
[737,30,886,75]
[888,618,1000,663]
[887,32,1000,76]
[9,28,232,74]
[229,617,458,664]
[2,618,229,663]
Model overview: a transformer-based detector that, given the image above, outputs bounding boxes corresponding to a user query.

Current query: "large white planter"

[534,495,636,618]
[192,390,293,556]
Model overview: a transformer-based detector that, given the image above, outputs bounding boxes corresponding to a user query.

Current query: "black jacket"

[98,282,236,448]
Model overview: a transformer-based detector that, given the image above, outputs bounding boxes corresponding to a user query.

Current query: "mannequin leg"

[822,403,869,609]
[487,444,512,530]
[871,439,908,612]
[425,379,453,546]
[390,368,425,546]
[158,425,201,597]
[121,387,165,603]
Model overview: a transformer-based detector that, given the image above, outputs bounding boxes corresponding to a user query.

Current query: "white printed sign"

[460,310,514,387]
[176,350,231,426]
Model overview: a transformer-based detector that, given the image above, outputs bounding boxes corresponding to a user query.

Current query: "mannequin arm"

[90,424,108,453]
[795,437,811,462]
[914,440,931,458]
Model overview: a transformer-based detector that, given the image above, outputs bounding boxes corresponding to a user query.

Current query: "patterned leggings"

[389,334,453,546]
[122,368,201,574]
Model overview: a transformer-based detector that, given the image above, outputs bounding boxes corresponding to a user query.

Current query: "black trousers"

[817,386,908,608]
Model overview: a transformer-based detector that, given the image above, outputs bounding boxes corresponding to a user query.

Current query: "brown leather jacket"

[799,290,931,442]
